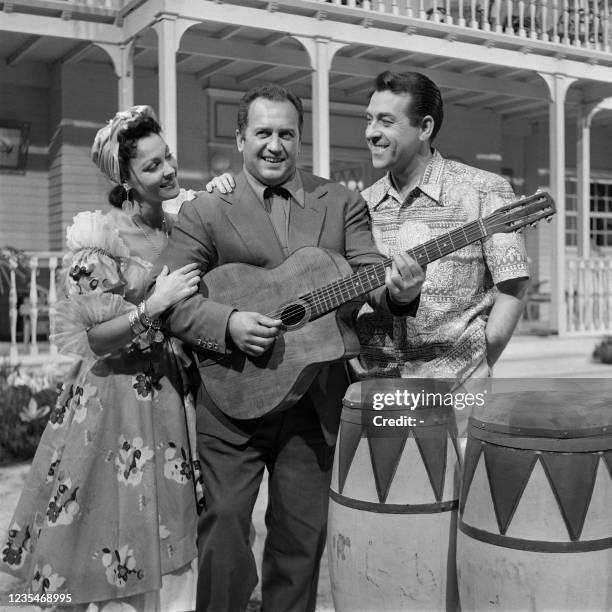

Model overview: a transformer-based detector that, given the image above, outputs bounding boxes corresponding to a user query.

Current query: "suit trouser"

[195,396,335,612]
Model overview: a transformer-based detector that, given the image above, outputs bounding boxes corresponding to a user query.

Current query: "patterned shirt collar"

[369,150,446,209]
[243,166,305,208]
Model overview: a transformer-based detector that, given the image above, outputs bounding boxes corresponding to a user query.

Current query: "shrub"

[0,363,65,465]
[593,336,612,364]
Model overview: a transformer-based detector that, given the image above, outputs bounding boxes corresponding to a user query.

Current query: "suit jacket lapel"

[220,172,285,266]
[288,170,327,252]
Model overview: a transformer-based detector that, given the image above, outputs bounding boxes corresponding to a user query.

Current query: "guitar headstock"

[483,192,556,235]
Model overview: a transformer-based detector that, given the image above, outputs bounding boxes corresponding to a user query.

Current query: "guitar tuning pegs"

[546,217,553,223]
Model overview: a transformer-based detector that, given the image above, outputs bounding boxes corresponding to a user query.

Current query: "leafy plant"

[0,362,66,465]
[593,336,612,364]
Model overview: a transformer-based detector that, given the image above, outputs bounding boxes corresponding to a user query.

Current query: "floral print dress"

[0,205,203,611]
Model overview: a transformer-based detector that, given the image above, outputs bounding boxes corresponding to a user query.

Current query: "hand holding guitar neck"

[386,252,426,306]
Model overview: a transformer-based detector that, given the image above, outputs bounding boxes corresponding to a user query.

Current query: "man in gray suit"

[154,84,424,612]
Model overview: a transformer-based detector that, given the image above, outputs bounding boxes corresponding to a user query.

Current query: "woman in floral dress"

[0,106,203,611]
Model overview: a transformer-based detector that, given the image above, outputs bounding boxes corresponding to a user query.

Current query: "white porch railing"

[27,0,612,55]
[319,0,610,51]
[323,0,612,51]
[6,252,63,362]
[567,257,612,332]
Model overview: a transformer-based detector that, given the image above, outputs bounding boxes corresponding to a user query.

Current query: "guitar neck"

[303,217,488,319]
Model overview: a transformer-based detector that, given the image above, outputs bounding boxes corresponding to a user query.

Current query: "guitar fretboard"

[298,217,487,320]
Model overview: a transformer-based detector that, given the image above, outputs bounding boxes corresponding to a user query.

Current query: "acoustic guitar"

[197,191,556,419]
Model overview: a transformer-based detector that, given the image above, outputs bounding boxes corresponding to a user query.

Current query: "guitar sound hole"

[279,302,306,327]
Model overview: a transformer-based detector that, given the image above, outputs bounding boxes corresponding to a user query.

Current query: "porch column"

[576,105,595,260]
[292,36,346,178]
[153,15,179,157]
[539,73,576,335]
[117,42,135,109]
[95,40,135,109]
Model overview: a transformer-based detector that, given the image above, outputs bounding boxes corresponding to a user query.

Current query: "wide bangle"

[128,309,146,336]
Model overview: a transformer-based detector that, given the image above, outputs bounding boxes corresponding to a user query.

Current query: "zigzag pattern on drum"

[461,440,608,541]
[337,416,457,504]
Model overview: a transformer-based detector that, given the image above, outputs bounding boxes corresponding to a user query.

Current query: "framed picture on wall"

[0,120,30,174]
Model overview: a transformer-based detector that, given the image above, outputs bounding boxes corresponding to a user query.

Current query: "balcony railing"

[567,257,612,332]
[321,0,612,52]
[5,252,63,363]
[8,0,612,54]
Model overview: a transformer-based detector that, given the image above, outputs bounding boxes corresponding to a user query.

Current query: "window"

[566,177,612,248]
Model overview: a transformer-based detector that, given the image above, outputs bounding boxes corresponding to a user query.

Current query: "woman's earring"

[122,185,131,209]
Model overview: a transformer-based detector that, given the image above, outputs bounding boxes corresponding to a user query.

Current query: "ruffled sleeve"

[51,293,135,361]
[60,211,131,298]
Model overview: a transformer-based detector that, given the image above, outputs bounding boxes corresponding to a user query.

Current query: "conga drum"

[328,380,461,611]
[457,389,612,611]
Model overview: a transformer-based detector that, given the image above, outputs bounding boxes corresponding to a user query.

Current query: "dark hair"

[116,114,162,183]
[371,71,443,142]
[108,184,126,209]
[236,85,304,136]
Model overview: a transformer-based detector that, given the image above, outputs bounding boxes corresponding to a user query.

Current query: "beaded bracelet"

[128,309,146,336]
[137,301,164,343]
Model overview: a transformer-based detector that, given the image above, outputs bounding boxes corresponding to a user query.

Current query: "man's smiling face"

[236,97,301,186]
[365,89,427,174]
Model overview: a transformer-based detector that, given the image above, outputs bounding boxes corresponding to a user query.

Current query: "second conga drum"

[457,389,612,611]
[327,380,461,611]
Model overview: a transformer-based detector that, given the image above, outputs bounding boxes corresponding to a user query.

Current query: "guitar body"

[198,246,359,419]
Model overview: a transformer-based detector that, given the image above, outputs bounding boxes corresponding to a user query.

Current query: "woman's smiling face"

[126,133,179,205]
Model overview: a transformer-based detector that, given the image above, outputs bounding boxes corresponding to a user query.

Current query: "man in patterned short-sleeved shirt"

[350,71,530,385]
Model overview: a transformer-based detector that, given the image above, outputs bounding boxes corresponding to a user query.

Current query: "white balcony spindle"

[584,0,592,47]
[470,0,478,28]
[8,259,18,360]
[493,0,502,31]
[482,0,491,29]
[567,260,576,331]
[419,0,426,20]
[48,256,58,356]
[29,256,39,356]
[573,0,581,46]
[562,0,570,42]
[604,0,610,51]
[518,0,527,36]
[551,0,560,41]
[505,0,514,33]
[458,0,466,25]
[597,260,606,329]
[541,2,549,40]
[529,0,538,38]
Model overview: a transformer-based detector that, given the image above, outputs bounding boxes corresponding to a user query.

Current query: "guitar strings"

[266,198,550,321]
[265,219,488,321]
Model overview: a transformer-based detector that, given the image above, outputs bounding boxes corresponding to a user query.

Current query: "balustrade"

[6,252,62,361]
[567,257,612,332]
[322,0,612,51]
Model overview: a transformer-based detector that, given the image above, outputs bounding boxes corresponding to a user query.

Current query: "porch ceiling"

[5,21,612,120]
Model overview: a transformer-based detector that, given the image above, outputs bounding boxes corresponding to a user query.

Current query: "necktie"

[263,186,291,254]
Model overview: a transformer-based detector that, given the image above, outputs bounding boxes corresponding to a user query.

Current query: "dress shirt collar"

[370,149,445,209]
[243,166,305,208]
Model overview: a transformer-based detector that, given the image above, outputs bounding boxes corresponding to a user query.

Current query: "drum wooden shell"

[328,382,461,611]
[457,391,612,611]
